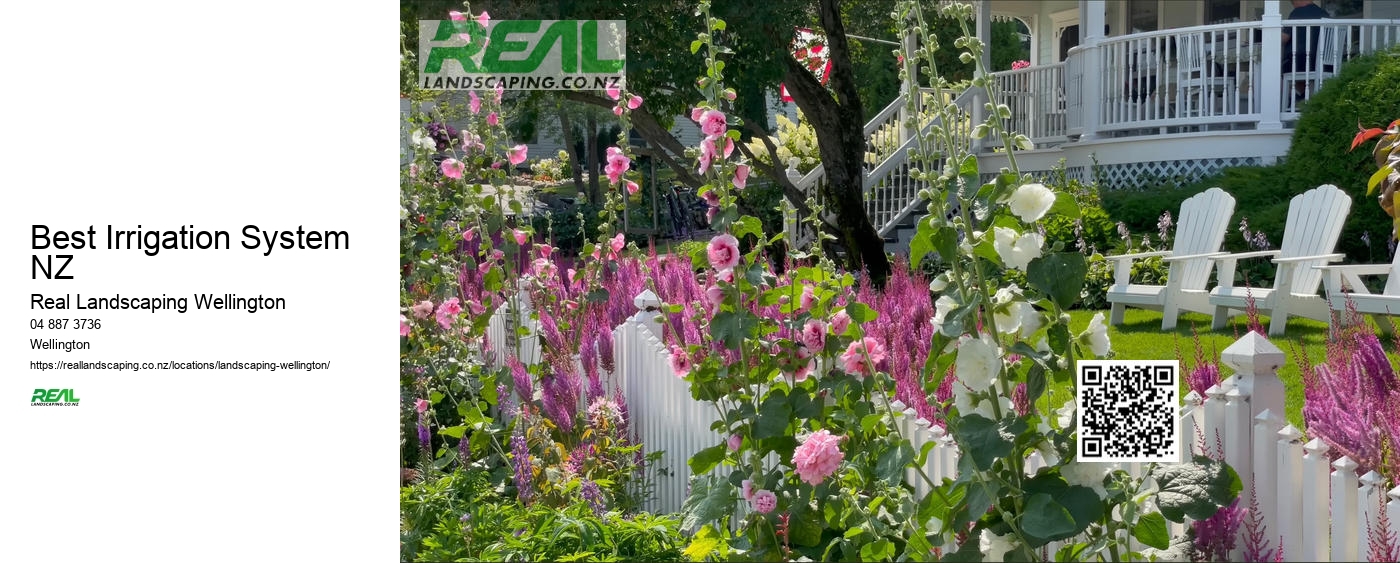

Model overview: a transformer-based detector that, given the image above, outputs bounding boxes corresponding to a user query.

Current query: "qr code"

[1075,360,1180,463]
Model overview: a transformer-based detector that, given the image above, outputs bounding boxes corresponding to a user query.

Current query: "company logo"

[419,20,625,90]
[31,388,80,406]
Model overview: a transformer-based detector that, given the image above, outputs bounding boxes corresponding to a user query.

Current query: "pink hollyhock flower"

[469,91,481,114]
[751,490,778,514]
[489,249,504,262]
[400,315,411,337]
[707,233,741,270]
[458,33,471,43]
[513,229,529,245]
[465,300,485,316]
[508,144,528,166]
[606,86,621,100]
[628,95,643,110]
[702,189,720,207]
[436,298,462,330]
[723,89,737,101]
[705,285,724,308]
[690,107,705,122]
[698,137,716,174]
[794,355,816,382]
[448,11,466,21]
[462,227,476,242]
[494,83,504,102]
[409,163,419,178]
[741,479,755,501]
[699,109,728,137]
[728,433,743,451]
[830,310,851,336]
[411,300,435,319]
[715,268,735,284]
[537,244,554,259]
[476,11,490,26]
[415,398,429,413]
[802,319,826,351]
[669,346,691,378]
[706,206,718,223]
[440,158,465,179]
[487,112,499,126]
[625,180,639,195]
[792,429,845,485]
[799,284,816,311]
[733,164,750,190]
[723,137,735,158]
[491,161,502,169]
[613,106,623,116]
[840,337,887,377]
[532,257,556,278]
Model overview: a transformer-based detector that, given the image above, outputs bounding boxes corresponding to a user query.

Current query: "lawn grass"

[1060,309,1347,430]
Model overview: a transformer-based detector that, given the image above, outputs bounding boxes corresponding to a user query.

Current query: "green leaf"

[845,302,879,324]
[1026,363,1047,405]
[860,539,894,562]
[438,425,467,439]
[791,390,822,419]
[680,474,735,534]
[683,524,722,560]
[689,39,704,54]
[953,415,1024,471]
[586,289,609,303]
[1027,252,1088,310]
[1020,473,1103,546]
[789,501,824,547]
[1132,511,1171,549]
[689,444,727,475]
[733,215,764,243]
[910,219,936,270]
[429,390,444,404]
[754,389,792,439]
[1369,163,1394,196]
[875,441,914,485]
[1022,493,1077,539]
[1049,191,1081,219]
[1140,531,1196,561]
[1151,455,1243,523]
[710,310,757,349]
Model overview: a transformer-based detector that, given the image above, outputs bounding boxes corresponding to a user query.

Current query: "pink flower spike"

[487,112,499,126]
[513,229,529,245]
[440,158,465,179]
[469,91,481,114]
[476,11,490,26]
[508,144,528,166]
[400,315,411,337]
[606,86,621,100]
[690,107,705,122]
[613,106,623,116]
[734,164,750,190]
[628,95,643,110]
[707,233,741,270]
[448,11,466,21]
[625,180,640,195]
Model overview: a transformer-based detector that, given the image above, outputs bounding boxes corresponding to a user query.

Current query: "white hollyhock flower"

[931,295,958,337]
[1018,303,1043,339]
[953,381,978,414]
[1008,183,1056,223]
[1055,401,1076,430]
[972,395,1015,420]
[929,274,949,293]
[979,529,1018,561]
[1061,461,1111,499]
[1082,312,1112,357]
[955,334,1002,392]
[993,227,1043,271]
[411,129,436,152]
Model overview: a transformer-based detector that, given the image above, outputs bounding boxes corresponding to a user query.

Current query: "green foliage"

[533,203,607,252]
[403,471,686,562]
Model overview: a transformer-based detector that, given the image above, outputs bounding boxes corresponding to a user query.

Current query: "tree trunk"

[557,110,585,195]
[585,115,601,206]
[770,0,892,287]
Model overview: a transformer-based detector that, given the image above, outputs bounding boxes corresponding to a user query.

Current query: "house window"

[1320,0,1364,18]
[1128,0,1158,32]
[1207,0,1242,23]
[1059,24,1079,61]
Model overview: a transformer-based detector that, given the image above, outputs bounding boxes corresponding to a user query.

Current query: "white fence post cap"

[1277,424,1304,441]
[1332,456,1359,473]
[1221,331,1285,376]
[1253,408,1281,425]
[1360,470,1385,488]
[634,289,661,311]
[1303,437,1331,454]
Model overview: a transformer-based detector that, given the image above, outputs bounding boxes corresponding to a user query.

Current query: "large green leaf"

[754,390,792,439]
[710,310,757,350]
[1021,493,1076,539]
[1132,511,1170,549]
[952,414,1025,471]
[680,474,735,534]
[845,302,879,324]
[875,441,915,485]
[1019,473,1103,546]
[689,444,727,475]
[1150,455,1243,523]
[1027,252,1087,310]
[1048,191,1081,219]
[733,215,764,243]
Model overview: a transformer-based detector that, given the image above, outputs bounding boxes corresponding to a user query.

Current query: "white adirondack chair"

[1107,187,1236,330]
[1208,184,1351,336]
[1316,247,1400,332]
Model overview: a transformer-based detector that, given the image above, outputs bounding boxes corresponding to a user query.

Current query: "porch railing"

[1066,19,1400,138]
[987,62,1068,148]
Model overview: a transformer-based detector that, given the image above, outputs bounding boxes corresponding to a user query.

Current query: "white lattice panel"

[1098,157,1261,190]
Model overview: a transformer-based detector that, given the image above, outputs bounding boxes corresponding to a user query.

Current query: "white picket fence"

[489,289,1400,561]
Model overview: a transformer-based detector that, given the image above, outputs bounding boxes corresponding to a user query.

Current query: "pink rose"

[400,315,411,337]
[411,300,435,319]
[751,489,778,514]
[801,319,826,351]
[508,144,528,166]
[728,433,743,452]
[830,310,851,336]
[707,233,741,270]
[415,398,429,413]
[440,158,465,179]
[699,110,728,137]
[669,346,691,378]
[627,95,643,110]
[733,164,750,190]
[435,298,462,330]
[792,429,845,485]
[840,337,887,377]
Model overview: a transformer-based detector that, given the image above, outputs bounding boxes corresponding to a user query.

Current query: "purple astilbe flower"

[613,385,630,439]
[1012,383,1030,417]
[1370,493,1400,562]
[579,328,602,403]
[536,308,575,376]
[507,354,533,402]
[581,479,605,515]
[596,327,616,375]
[1184,326,1222,397]
[1192,498,1243,562]
[1241,482,1276,563]
[1303,321,1400,478]
[510,433,533,505]
[540,370,580,434]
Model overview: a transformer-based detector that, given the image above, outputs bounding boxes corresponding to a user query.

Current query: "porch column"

[1258,1,1284,131]
[973,0,992,131]
[1078,0,1107,140]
